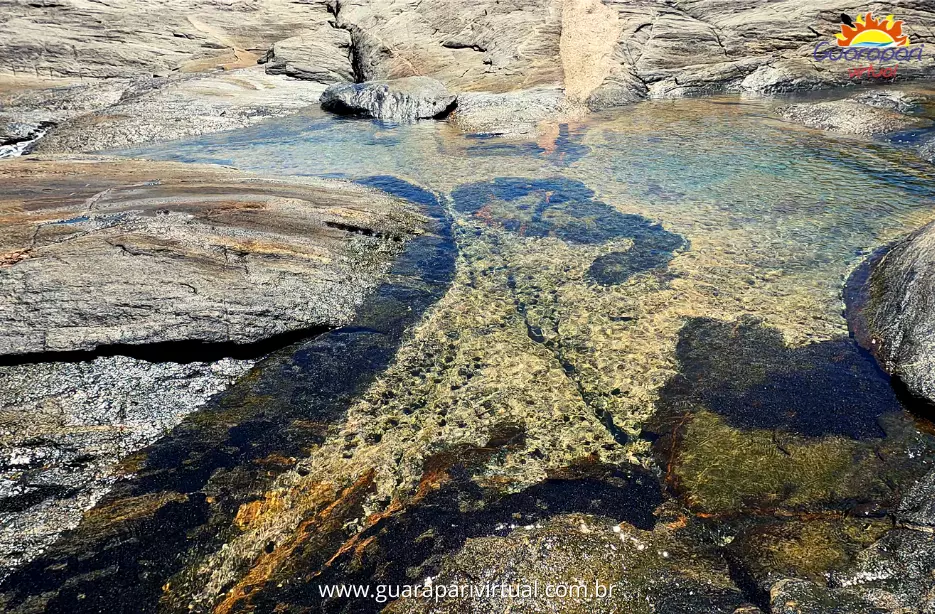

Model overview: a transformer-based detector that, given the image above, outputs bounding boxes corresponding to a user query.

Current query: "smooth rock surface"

[319,76,456,120]
[450,87,582,135]
[846,220,935,404]
[0,156,422,355]
[31,68,330,154]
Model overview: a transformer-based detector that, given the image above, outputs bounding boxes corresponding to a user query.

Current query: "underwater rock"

[383,511,751,614]
[0,156,421,355]
[777,96,926,136]
[648,317,933,516]
[768,578,889,614]
[845,220,935,405]
[451,88,578,136]
[320,77,457,121]
[451,177,685,284]
[850,90,927,115]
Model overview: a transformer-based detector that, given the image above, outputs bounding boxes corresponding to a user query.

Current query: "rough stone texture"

[898,467,935,529]
[848,220,935,404]
[31,68,330,154]
[320,76,456,120]
[0,355,254,579]
[260,25,356,83]
[777,97,926,136]
[0,156,422,355]
[851,89,927,114]
[591,0,935,103]
[0,0,338,79]
[333,0,565,93]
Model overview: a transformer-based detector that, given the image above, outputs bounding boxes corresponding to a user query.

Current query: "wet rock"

[777,97,926,137]
[898,468,935,529]
[0,156,421,355]
[385,513,750,614]
[918,133,935,164]
[320,77,457,121]
[845,220,935,404]
[851,90,926,114]
[768,578,888,614]
[260,25,356,84]
[829,529,935,612]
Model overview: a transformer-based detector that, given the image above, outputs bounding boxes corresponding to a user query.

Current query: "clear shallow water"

[28,95,933,612]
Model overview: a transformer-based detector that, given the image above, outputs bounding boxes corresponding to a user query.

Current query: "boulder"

[846,220,935,404]
[0,156,422,355]
[319,76,457,121]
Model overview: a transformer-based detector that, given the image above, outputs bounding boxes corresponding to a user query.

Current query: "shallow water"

[6,95,935,612]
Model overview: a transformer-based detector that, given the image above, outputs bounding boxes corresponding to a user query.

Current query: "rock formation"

[0,156,422,355]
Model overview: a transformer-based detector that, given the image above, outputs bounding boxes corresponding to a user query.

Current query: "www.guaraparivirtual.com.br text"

[318,580,623,604]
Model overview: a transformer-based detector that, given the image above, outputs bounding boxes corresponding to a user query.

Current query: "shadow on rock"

[451,177,686,284]
[655,316,902,440]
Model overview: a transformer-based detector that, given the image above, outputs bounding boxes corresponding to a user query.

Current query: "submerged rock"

[451,88,579,136]
[777,96,926,137]
[845,220,935,405]
[0,156,421,355]
[319,77,457,121]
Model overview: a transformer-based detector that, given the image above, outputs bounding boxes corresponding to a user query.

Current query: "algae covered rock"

[320,77,457,121]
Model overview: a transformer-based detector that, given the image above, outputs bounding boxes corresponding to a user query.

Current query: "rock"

[0,0,337,79]
[451,87,581,136]
[0,355,254,579]
[831,529,935,612]
[0,156,422,355]
[768,578,888,614]
[334,0,564,93]
[319,76,456,121]
[260,25,355,84]
[777,97,925,136]
[846,220,935,404]
[851,90,926,114]
[385,513,751,614]
[917,133,935,164]
[31,68,329,154]
[898,468,935,529]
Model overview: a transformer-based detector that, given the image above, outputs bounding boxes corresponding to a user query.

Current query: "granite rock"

[0,156,422,355]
